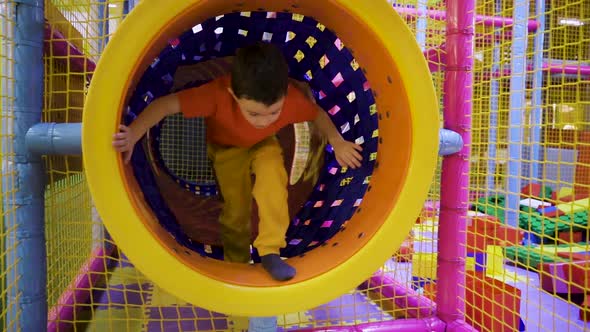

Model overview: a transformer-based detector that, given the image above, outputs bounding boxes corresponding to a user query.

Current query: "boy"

[112,42,363,281]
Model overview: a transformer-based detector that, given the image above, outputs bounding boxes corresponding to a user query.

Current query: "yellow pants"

[208,136,289,263]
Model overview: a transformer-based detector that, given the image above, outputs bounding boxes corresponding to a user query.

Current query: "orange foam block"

[467,216,524,252]
[541,260,590,301]
[557,251,590,261]
[551,192,587,204]
[569,261,590,291]
[394,231,414,262]
[423,271,523,332]
[521,183,543,197]
[539,262,586,294]
[557,230,583,244]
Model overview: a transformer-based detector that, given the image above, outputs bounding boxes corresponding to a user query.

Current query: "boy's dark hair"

[231,42,289,106]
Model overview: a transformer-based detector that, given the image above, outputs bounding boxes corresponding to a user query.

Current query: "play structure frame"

[9,0,582,330]
[12,0,467,330]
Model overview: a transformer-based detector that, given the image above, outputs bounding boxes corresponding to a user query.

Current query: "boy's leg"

[249,137,296,280]
[208,143,253,264]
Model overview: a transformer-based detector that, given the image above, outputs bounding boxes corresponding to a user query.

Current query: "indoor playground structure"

[1,0,590,331]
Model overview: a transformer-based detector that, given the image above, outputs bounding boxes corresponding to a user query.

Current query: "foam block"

[521,183,542,197]
[557,251,590,261]
[520,198,551,209]
[570,261,590,291]
[540,261,589,295]
[558,187,574,200]
[423,271,523,331]
[539,262,584,294]
[556,198,590,214]
[395,246,413,262]
[410,276,433,291]
[486,245,506,278]
[557,230,583,243]
[467,210,488,217]
[394,231,414,262]
[537,205,566,218]
[467,219,523,252]
[467,252,486,272]
[554,192,588,204]
[468,214,500,230]
[494,226,525,247]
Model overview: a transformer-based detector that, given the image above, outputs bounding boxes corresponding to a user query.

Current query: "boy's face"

[229,88,285,129]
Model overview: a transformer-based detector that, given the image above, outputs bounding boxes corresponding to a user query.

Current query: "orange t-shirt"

[176,75,319,148]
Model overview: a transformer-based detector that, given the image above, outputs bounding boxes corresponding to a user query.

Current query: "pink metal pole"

[360,273,436,318]
[47,244,116,332]
[394,6,539,31]
[43,23,97,74]
[431,57,590,77]
[435,0,477,331]
[295,317,446,332]
[543,63,590,76]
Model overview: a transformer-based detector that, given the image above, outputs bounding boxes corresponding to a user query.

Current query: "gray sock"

[260,254,296,281]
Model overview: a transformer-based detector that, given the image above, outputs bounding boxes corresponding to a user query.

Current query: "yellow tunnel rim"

[82,0,439,316]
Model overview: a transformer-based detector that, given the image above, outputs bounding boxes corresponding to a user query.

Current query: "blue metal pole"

[9,1,46,331]
[249,316,277,332]
[486,0,502,195]
[439,129,464,156]
[0,4,14,330]
[415,0,428,52]
[26,123,82,155]
[97,0,109,51]
[127,0,138,12]
[530,0,546,183]
[24,123,463,157]
[505,0,530,227]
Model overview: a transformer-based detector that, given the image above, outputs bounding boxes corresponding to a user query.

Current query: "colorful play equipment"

[3,0,590,331]
[472,185,589,245]
[83,0,442,316]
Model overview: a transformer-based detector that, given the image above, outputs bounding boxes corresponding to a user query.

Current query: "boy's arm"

[289,78,363,168]
[114,79,217,163]
[312,110,363,169]
[289,78,314,100]
[112,93,181,163]
[313,110,344,146]
[127,94,181,143]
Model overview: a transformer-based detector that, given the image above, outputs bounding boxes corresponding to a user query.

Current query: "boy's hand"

[332,138,363,169]
[112,125,138,164]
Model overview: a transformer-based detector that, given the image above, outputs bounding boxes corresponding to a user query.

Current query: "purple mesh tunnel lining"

[124,11,379,260]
